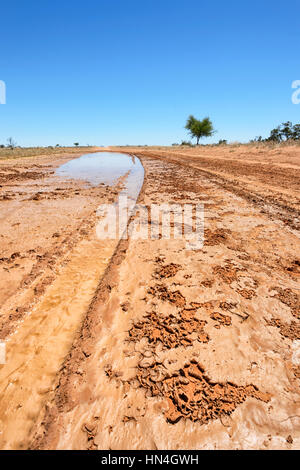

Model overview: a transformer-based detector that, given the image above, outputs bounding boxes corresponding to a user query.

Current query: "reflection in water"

[56,152,143,191]
[56,151,144,210]
[57,152,144,222]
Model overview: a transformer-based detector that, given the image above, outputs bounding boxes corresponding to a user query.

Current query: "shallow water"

[56,152,144,200]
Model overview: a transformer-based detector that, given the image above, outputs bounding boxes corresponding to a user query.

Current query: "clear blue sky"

[0,0,299,146]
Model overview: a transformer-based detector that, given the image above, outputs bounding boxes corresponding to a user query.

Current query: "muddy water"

[0,153,143,449]
[56,152,143,189]
[57,151,144,214]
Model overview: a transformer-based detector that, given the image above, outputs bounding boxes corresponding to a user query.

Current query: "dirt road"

[0,145,299,449]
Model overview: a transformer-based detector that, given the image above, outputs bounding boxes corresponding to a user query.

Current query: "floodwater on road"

[56,152,144,201]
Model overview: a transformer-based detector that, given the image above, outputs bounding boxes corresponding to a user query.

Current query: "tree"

[281,121,293,140]
[74,142,79,146]
[7,137,16,149]
[267,127,282,142]
[266,122,300,142]
[251,123,300,143]
[292,124,300,140]
[185,115,215,145]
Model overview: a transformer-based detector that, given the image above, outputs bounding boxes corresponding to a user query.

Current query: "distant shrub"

[7,137,17,149]
[180,140,193,147]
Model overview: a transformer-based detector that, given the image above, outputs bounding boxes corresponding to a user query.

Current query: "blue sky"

[0,0,299,146]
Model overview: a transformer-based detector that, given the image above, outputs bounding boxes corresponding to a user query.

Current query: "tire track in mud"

[0,237,118,449]
[28,158,148,450]
[0,151,112,338]
[0,162,145,450]
[131,151,300,233]
[0,208,108,339]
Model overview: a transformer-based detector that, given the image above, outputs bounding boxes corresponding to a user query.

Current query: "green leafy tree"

[74,142,79,146]
[292,124,300,140]
[281,121,294,140]
[268,126,282,142]
[185,115,215,145]
[266,121,300,142]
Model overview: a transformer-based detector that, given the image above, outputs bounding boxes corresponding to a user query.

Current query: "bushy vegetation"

[7,137,17,149]
[185,115,215,145]
[180,140,194,146]
[252,122,300,143]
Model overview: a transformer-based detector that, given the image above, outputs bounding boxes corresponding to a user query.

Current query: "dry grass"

[116,140,300,151]
[0,146,98,160]
[113,142,300,166]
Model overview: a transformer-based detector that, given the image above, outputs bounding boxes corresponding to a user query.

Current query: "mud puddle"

[56,152,143,189]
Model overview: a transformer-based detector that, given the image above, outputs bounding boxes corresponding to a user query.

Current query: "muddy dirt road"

[0,148,137,449]
[0,145,299,450]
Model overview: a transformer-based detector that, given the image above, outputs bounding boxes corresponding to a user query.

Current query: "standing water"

[56,151,144,203]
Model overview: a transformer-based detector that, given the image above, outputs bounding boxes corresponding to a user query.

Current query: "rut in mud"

[0,151,144,450]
